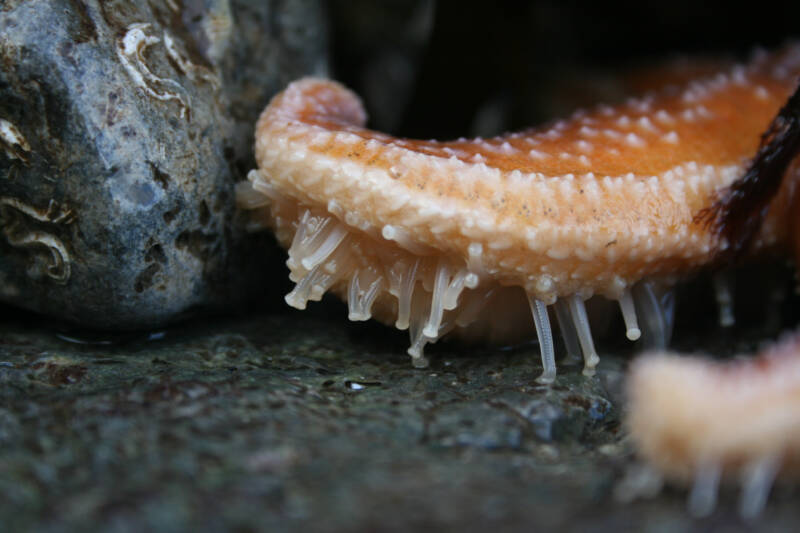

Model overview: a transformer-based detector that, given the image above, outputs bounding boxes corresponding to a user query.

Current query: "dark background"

[331,0,800,137]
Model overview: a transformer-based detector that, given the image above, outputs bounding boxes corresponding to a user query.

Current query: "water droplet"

[344,380,381,391]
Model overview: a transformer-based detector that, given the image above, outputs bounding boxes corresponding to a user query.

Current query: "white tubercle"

[738,456,779,519]
[395,259,420,331]
[687,462,722,518]
[618,289,642,341]
[422,260,450,338]
[567,294,600,376]
[348,269,383,321]
[712,272,736,327]
[300,223,348,270]
[554,299,583,364]
[527,294,555,384]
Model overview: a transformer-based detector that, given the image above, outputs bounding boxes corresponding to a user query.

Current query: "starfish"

[237,44,800,384]
[626,332,800,518]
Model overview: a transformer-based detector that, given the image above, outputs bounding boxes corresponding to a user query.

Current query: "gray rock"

[4,311,795,531]
[0,0,327,328]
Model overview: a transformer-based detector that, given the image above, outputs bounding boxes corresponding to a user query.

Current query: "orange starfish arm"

[238,44,800,380]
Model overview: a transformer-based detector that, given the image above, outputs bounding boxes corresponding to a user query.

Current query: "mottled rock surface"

[0,0,326,328]
[0,304,797,532]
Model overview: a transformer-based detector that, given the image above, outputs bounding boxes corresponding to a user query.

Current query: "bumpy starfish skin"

[239,45,800,376]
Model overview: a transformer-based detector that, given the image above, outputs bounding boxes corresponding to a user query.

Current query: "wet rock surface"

[0,0,326,328]
[0,307,797,532]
